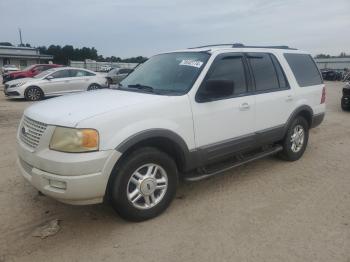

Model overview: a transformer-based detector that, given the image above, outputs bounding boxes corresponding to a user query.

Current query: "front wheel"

[278,116,309,161]
[109,147,178,221]
[24,86,44,101]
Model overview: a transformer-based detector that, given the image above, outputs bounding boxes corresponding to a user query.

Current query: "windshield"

[120,52,210,95]
[34,69,55,78]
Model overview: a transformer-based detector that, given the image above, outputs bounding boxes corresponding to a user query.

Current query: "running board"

[184,145,283,182]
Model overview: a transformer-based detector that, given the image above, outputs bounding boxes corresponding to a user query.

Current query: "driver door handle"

[239,102,250,111]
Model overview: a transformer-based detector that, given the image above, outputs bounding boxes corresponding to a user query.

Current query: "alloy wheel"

[126,163,168,210]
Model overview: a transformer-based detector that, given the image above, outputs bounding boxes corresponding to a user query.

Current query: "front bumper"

[3,84,23,98]
[17,141,121,205]
[311,112,325,128]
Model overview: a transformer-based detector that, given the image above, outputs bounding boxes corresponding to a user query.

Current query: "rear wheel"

[87,83,101,91]
[109,147,178,222]
[24,86,44,101]
[278,116,309,161]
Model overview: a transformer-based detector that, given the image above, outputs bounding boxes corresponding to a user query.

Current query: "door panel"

[246,53,295,133]
[40,69,72,95]
[69,69,92,92]
[191,53,255,161]
[192,96,255,160]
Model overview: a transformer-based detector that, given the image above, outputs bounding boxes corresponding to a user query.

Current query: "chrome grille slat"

[20,116,47,149]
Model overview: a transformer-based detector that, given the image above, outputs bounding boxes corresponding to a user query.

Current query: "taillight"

[321,86,326,104]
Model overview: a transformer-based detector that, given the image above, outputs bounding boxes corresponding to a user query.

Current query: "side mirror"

[197,79,234,102]
[46,75,54,80]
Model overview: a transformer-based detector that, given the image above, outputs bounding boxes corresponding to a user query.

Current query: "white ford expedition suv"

[17,44,325,221]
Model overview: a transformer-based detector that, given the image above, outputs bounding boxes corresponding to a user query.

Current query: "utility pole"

[18,28,23,46]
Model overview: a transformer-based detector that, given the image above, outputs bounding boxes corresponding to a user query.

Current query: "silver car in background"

[106,67,134,85]
[4,67,108,101]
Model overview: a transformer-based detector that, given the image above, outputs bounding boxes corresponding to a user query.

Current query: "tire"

[341,97,350,111]
[109,147,178,222]
[106,78,113,86]
[278,116,309,161]
[87,83,101,91]
[24,86,44,101]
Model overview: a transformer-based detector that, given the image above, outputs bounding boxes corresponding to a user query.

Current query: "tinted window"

[51,70,70,78]
[206,55,247,96]
[247,53,279,91]
[119,69,132,74]
[284,53,322,87]
[270,54,289,89]
[70,70,94,77]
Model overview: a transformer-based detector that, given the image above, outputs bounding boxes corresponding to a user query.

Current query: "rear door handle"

[286,95,293,102]
[239,102,250,111]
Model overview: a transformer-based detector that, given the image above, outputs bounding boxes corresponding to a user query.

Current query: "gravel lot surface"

[0,81,349,262]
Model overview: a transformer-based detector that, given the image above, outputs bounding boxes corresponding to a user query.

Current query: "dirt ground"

[0,81,349,262]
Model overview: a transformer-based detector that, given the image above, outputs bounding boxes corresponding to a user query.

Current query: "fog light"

[49,179,67,189]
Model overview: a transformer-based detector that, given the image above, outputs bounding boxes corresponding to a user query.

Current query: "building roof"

[0,45,53,60]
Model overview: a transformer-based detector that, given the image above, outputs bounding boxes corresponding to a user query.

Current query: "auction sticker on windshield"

[179,60,203,68]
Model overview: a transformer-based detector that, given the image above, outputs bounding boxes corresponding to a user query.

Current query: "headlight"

[50,127,99,153]
[10,82,26,88]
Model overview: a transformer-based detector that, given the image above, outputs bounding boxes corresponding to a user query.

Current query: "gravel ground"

[0,81,349,262]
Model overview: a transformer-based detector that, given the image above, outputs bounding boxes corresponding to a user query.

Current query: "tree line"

[314,52,350,58]
[0,42,148,64]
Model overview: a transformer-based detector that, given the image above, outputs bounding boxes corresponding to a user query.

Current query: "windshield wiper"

[128,84,155,93]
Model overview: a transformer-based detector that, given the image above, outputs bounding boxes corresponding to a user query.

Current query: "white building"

[0,46,53,69]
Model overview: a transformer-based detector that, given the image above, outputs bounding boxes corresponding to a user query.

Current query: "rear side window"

[247,53,280,92]
[206,55,247,96]
[270,55,289,89]
[284,53,322,87]
[51,70,70,78]
[70,70,95,77]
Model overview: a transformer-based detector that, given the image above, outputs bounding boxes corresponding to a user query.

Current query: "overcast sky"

[1,0,349,58]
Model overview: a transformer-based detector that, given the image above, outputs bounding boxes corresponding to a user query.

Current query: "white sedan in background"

[4,67,108,101]
[1,64,19,74]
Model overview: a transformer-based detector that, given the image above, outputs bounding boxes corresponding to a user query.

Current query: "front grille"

[20,116,47,149]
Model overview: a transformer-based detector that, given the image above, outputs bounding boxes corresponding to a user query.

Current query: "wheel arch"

[24,85,44,98]
[115,129,193,173]
[104,129,195,203]
[284,105,313,135]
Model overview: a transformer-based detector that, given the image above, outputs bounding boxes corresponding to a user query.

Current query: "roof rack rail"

[188,44,233,49]
[188,43,297,50]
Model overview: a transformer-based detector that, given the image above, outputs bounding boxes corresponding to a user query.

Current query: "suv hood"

[24,89,164,127]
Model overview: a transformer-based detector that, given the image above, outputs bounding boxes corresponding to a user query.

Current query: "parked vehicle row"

[1,64,19,74]
[16,44,326,221]
[4,67,108,100]
[2,64,62,83]
[320,68,350,81]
